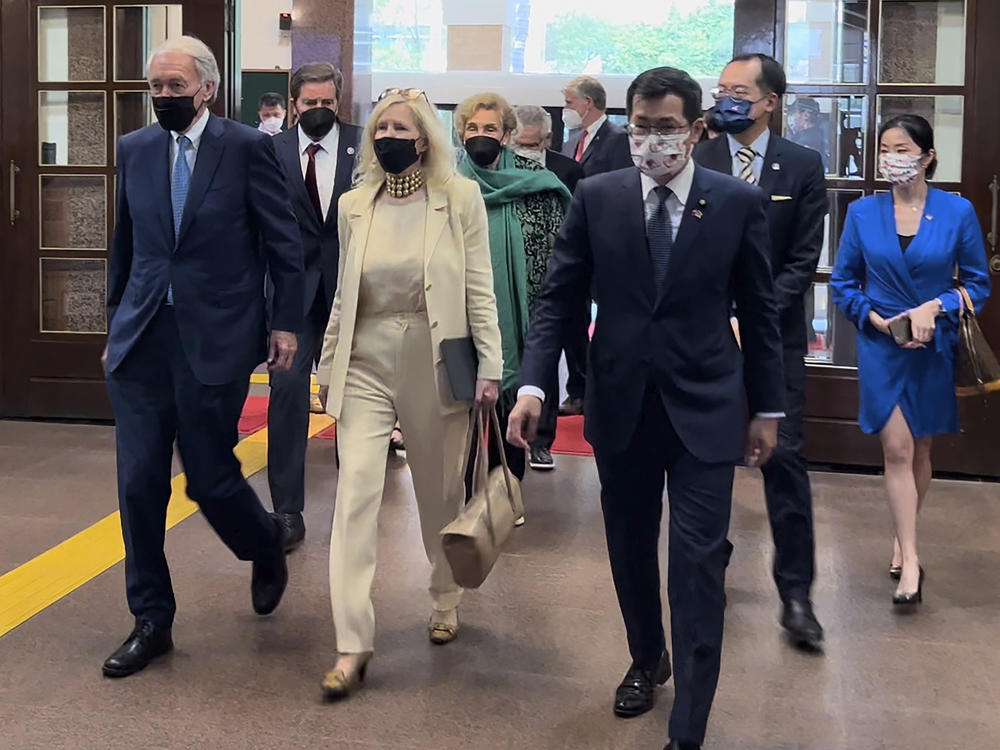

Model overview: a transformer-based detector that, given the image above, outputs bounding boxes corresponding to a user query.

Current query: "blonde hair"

[147,35,220,104]
[454,92,518,140]
[357,92,455,188]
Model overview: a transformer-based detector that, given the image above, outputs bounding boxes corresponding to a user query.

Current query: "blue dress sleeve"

[830,204,873,330]
[938,201,991,317]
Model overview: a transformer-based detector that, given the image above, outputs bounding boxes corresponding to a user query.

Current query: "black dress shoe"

[781,599,824,651]
[558,396,584,416]
[613,651,671,718]
[664,741,701,750]
[102,620,173,678]
[252,515,289,615]
[277,512,306,553]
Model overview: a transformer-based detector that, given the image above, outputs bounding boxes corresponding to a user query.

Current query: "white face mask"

[562,107,584,131]
[513,147,545,164]
[879,152,923,184]
[630,132,691,181]
[259,116,284,135]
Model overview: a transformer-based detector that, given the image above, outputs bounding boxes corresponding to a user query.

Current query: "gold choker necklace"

[385,170,424,198]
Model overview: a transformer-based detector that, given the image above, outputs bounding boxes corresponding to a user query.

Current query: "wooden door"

[745,0,1000,477]
[0,1,229,420]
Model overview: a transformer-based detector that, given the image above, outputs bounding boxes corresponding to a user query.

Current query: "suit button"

[431,321,439,329]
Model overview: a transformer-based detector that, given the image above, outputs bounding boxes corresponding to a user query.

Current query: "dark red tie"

[305,142,324,221]
[574,131,588,161]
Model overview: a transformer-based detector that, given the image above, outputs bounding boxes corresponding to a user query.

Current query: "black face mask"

[299,107,337,140]
[152,88,202,133]
[464,135,503,168]
[373,137,420,175]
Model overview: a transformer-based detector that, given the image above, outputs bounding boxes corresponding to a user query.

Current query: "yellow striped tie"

[736,146,757,184]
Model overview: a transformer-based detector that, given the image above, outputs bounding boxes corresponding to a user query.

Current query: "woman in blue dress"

[831,115,990,608]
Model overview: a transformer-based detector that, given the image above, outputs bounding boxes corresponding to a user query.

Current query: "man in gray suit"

[266,62,362,550]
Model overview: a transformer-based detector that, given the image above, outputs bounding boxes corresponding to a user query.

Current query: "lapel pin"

[347,146,356,155]
[698,198,707,206]
[926,214,933,221]
[691,209,704,219]
[771,162,781,171]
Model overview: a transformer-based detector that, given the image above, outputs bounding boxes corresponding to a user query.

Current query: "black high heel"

[892,567,924,611]
[889,564,902,581]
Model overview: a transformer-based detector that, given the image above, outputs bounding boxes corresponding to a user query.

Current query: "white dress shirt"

[297,121,340,222]
[518,156,783,418]
[170,107,210,178]
[726,129,770,183]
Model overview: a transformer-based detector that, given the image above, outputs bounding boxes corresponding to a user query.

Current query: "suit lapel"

[278,127,320,232]
[328,125,358,229]
[423,183,449,273]
[877,191,923,305]
[659,165,713,303]
[151,129,174,246]
[578,120,607,168]
[697,135,733,177]
[756,133,783,196]
[176,115,225,246]
[620,169,656,305]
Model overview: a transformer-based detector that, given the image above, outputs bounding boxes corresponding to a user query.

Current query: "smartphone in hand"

[888,316,913,345]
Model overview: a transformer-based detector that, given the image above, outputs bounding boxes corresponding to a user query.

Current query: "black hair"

[258,91,285,110]
[879,114,938,179]
[730,53,787,98]
[626,67,703,127]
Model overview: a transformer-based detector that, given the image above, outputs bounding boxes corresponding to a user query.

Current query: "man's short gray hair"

[514,105,552,138]
[147,35,221,104]
[564,75,607,112]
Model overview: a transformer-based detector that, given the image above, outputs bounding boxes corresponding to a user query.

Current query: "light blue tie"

[166,135,192,305]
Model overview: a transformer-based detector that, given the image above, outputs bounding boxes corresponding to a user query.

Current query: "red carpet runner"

[239,396,593,457]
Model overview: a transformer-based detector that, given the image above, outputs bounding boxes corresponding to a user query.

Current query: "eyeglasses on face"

[710,86,755,101]
[625,123,690,138]
[378,87,429,103]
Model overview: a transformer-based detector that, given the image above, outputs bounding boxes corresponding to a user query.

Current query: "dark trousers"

[594,385,734,745]
[563,297,590,400]
[266,289,329,513]
[465,400,526,500]
[759,345,815,601]
[106,307,280,629]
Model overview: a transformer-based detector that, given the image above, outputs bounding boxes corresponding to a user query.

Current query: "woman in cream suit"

[315,88,503,700]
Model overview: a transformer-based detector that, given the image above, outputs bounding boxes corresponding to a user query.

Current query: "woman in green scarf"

[455,92,572,495]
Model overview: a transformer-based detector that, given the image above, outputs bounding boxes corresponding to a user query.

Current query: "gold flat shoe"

[321,652,372,701]
[428,610,459,645]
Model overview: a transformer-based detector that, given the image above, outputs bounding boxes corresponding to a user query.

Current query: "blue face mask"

[710,96,765,135]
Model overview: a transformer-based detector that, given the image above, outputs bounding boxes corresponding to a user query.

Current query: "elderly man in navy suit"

[694,53,827,651]
[509,67,784,749]
[101,35,303,678]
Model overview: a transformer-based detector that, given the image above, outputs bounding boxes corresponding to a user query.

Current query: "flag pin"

[347,146,356,155]
[691,209,704,219]
[771,162,781,170]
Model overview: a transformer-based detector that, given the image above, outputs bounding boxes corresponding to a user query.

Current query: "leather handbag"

[954,286,1000,397]
[440,407,523,589]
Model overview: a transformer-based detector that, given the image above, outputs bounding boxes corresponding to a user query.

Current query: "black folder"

[440,337,479,401]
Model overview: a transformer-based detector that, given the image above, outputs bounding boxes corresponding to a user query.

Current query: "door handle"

[8,161,19,226]
[988,174,998,254]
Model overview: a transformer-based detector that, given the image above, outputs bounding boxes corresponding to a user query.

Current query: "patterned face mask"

[879,152,924,184]
[630,132,691,181]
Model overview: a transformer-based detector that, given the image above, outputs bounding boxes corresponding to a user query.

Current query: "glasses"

[710,86,754,101]
[378,87,430,103]
[625,123,690,138]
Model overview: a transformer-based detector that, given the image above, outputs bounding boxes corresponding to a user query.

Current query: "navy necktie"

[647,186,674,288]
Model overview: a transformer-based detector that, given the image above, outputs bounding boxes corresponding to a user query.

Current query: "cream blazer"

[315,173,503,419]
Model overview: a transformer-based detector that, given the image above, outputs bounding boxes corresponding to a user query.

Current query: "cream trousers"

[330,313,470,654]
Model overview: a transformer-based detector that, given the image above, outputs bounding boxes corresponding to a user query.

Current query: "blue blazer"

[563,119,633,178]
[520,164,785,462]
[107,115,304,386]
[830,189,990,436]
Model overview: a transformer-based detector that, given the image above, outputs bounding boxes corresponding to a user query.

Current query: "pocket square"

[770,195,793,202]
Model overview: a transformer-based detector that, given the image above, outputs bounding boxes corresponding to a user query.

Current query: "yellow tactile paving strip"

[0,411,333,639]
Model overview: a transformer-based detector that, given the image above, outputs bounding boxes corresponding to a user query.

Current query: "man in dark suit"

[509,67,785,750]
[558,76,635,419]
[266,63,362,549]
[694,53,827,651]
[101,36,303,678]
[512,104,583,471]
